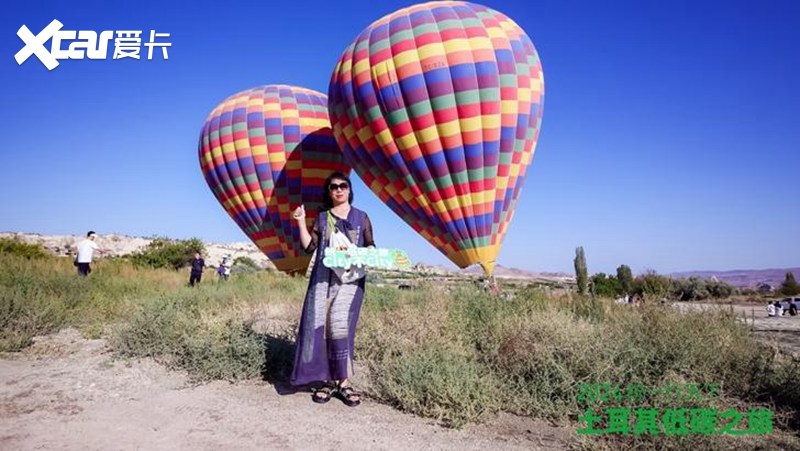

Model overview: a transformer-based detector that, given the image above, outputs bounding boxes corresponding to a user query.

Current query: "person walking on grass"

[189,252,205,286]
[75,231,101,277]
[217,255,232,281]
[290,172,375,407]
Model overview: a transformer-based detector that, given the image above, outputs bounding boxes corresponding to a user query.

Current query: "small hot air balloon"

[328,1,544,276]
[199,85,350,275]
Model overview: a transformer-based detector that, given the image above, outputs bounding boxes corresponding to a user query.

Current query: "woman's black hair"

[322,171,354,210]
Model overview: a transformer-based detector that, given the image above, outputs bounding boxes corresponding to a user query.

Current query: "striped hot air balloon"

[199,85,350,275]
[328,1,544,276]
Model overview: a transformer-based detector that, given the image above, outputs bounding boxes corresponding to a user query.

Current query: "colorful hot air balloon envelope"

[199,85,350,275]
[328,1,544,276]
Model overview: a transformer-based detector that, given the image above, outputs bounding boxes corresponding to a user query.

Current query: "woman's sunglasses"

[328,182,350,192]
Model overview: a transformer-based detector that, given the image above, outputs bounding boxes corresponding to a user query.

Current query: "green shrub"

[706,279,737,298]
[130,237,205,270]
[591,273,622,298]
[366,285,401,311]
[372,346,498,427]
[112,297,265,381]
[633,271,672,300]
[178,320,265,381]
[0,238,49,259]
[234,256,260,270]
[672,277,737,301]
[110,297,196,358]
[0,284,67,351]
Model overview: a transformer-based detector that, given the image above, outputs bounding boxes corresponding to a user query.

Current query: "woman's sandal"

[337,384,361,407]
[311,384,335,404]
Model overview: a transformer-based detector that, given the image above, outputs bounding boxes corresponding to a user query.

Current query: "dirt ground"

[0,329,575,451]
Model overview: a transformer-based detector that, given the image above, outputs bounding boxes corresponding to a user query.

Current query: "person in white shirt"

[217,255,233,281]
[766,302,776,317]
[75,231,101,276]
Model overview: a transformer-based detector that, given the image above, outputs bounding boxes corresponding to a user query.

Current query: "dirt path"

[0,329,574,451]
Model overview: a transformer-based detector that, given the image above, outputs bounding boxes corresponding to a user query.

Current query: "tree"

[574,246,588,296]
[616,264,634,294]
[673,277,709,301]
[780,272,800,296]
[634,270,671,300]
[707,279,736,299]
[591,273,622,298]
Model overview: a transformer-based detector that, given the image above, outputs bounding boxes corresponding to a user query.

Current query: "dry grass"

[2,250,798,449]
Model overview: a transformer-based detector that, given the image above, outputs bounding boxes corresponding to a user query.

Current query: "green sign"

[323,247,411,271]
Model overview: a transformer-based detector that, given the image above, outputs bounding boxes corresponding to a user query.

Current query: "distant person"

[766,302,776,317]
[75,231,101,277]
[788,299,798,316]
[218,255,233,281]
[775,301,784,317]
[488,277,500,296]
[481,278,490,292]
[189,252,205,286]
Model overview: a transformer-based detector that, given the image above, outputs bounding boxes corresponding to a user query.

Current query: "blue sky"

[2,0,798,275]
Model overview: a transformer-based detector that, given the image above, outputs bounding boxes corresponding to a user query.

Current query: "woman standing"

[290,172,374,406]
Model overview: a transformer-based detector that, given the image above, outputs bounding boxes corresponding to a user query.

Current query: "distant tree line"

[573,246,738,301]
[590,269,737,301]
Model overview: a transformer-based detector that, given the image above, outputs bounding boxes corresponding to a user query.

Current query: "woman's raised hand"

[292,205,306,221]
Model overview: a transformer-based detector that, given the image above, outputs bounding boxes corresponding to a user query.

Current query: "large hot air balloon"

[328,1,544,276]
[199,85,350,275]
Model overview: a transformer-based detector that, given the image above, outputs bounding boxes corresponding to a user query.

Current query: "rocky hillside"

[1,232,571,282]
[457,264,573,281]
[0,232,275,269]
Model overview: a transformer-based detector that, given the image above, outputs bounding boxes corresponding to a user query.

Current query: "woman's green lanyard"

[326,211,336,241]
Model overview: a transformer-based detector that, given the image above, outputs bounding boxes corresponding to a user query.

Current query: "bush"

[373,346,498,427]
[0,283,67,351]
[673,276,710,301]
[706,279,736,298]
[130,237,205,270]
[591,273,622,298]
[112,297,265,381]
[232,256,263,275]
[0,238,49,259]
[672,277,737,301]
[633,271,672,300]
